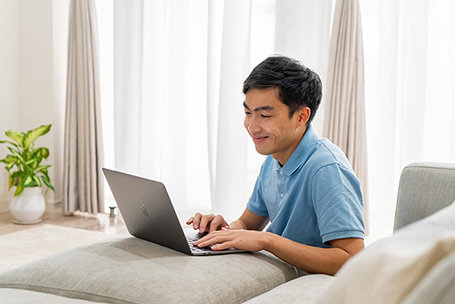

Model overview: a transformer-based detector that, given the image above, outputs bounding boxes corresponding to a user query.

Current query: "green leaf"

[0,140,19,148]
[6,162,16,171]
[8,176,14,189]
[0,155,17,164]
[23,125,51,150]
[32,147,49,162]
[23,175,33,187]
[5,130,25,146]
[43,148,49,158]
[32,175,42,187]
[39,147,49,159]
[7,147,25,163]
[24,158,36,166]
[14,182,24,196]
[35,165,51,173]
[41,175,54,191]
[23,150,32,161]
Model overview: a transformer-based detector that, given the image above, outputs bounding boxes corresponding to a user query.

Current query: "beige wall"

[0,0,69,212]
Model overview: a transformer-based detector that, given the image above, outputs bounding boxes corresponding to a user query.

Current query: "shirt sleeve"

[247,163,269,217]
[311,163,365,244]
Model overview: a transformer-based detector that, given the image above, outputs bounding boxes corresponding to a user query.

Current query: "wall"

[0,0,20,212]
[0,0,69,212]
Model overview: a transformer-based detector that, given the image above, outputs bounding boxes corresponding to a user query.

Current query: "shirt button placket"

[279,170,285,199]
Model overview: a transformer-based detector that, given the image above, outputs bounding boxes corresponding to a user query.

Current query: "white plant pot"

[9,187,46,224]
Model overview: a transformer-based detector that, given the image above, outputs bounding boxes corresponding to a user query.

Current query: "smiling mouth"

[252,136,268,144]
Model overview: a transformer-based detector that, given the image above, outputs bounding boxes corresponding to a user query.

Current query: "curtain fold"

[63,0,104,214]
[323,0,369,232]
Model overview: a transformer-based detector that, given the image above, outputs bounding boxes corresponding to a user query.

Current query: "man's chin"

[254,146,271,156]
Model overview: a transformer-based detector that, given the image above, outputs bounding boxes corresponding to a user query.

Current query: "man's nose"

[248,116,262,133]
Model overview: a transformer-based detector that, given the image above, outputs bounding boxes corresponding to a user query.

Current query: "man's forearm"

[229,208,269,231]
[261,232,361,275]
[229,219,248,230]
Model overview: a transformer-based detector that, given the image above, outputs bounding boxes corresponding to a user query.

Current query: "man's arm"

[189,207,364,274]
[262,234,364,275]
[229,208,269,230]
[194,229,364,275]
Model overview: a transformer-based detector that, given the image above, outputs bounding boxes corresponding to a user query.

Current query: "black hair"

[243,55,322,124]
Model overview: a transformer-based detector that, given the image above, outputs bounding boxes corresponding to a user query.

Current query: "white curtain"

[106,0,334,220]
[360,0,455,230]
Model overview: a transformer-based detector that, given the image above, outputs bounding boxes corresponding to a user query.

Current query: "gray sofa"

[0,162,454,303]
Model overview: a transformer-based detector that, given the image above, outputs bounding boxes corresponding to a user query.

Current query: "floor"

[0,205,128,236]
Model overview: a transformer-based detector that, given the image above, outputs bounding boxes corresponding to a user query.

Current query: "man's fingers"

[212,241,235,251]
[186,217,194,225]
[187,213,229,234]
[199,214,215,233]
[209,215,228,233]
[196,229,260,252]
[193,230,220,245]
[196,231,229,247]
[209,222,218,233]
[192,213,203,230]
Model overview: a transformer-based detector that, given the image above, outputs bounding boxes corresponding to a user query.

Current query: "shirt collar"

[274,124,319,176]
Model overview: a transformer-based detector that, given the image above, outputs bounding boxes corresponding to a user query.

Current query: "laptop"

[102,168,247,256]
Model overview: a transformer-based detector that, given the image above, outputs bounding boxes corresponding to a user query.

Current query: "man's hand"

[186,213,230,234]
[193,229,269,252]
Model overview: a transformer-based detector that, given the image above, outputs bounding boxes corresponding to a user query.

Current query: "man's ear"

[296,107,311,127]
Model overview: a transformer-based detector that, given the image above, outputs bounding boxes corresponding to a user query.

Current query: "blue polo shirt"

[247,125,364,248]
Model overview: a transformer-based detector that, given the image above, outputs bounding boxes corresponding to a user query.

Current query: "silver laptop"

[103,168,246,256]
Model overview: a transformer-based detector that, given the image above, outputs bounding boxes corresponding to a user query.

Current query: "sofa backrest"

[394,162,455,231]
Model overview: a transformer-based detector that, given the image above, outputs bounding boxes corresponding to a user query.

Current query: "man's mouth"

[252,136,268,144]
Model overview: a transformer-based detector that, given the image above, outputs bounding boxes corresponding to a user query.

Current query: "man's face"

[243,87,309,165]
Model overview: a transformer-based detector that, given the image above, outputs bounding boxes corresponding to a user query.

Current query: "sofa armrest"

[394,162,455,231]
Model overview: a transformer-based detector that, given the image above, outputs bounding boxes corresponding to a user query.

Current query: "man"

[187,55,365,275]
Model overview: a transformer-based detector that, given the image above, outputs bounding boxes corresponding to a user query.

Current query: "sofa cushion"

[402,252,455,304]
[0,236,299,304]
[319,205,455,304]
[244,274,333,304]
[0,288,105,304]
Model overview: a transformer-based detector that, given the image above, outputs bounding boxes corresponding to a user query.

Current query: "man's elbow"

[328,238,365,275]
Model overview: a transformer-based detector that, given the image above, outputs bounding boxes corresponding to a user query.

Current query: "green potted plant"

[0,124,54,224]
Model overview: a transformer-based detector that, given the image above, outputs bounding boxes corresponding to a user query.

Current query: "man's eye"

[245,111,251,115]
[261,114,271,118]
